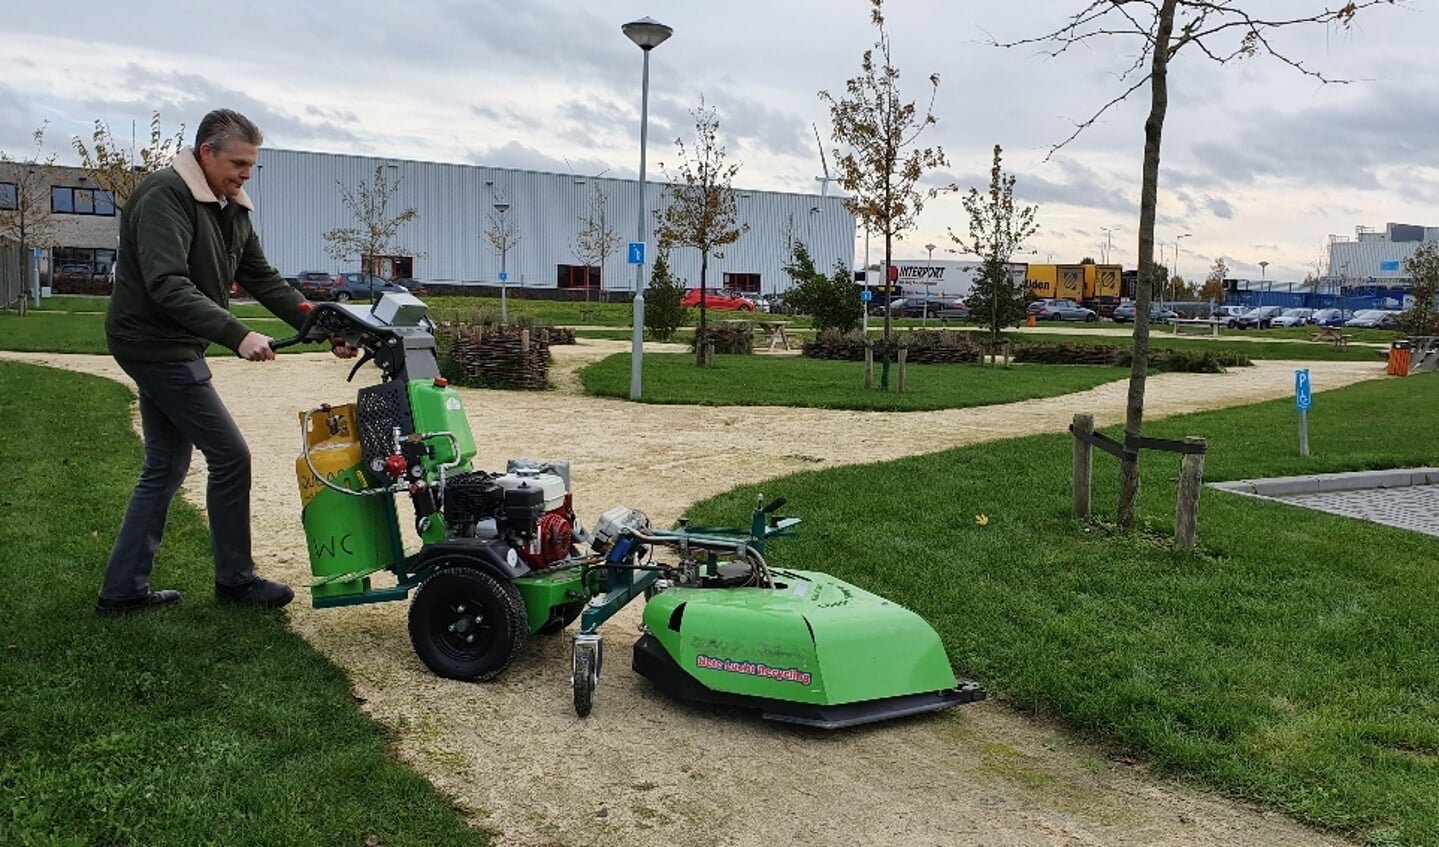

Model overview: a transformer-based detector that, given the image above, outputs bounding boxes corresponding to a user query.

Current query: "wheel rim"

[433,596,497,660]
[336,292,351,302]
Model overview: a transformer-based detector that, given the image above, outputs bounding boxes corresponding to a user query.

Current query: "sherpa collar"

[171,146,254,211]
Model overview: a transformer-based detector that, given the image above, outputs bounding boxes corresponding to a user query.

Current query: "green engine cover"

[407,380,477,468]
[640,569,958,706]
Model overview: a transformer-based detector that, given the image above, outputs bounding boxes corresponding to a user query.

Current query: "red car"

[680,288,755,311]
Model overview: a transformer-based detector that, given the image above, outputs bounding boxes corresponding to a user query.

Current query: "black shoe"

[216,577,294,609]
[97,589,183,616]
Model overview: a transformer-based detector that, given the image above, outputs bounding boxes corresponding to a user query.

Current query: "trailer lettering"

[695,653,812,686]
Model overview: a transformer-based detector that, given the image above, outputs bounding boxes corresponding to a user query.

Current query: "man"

[99,108,353,614]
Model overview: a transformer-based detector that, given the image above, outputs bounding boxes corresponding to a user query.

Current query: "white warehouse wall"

[247,148,854,294]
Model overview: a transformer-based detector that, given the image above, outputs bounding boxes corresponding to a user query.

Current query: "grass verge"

[0,363,490,847]
[581,352,1131,410]
[685,371,1439,846]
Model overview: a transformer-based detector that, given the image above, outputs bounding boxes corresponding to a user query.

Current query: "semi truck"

[1023,263,1122,316]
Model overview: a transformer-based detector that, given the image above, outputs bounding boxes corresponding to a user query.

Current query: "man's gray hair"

[195,109,263,152]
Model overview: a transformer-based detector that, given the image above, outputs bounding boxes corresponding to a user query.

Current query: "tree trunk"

[696,250,709,366]
[1117,0,1176,530]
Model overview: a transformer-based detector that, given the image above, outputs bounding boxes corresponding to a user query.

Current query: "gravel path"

[4,345,1386,847]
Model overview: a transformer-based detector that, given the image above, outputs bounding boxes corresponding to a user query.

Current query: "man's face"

[198,141,258,198]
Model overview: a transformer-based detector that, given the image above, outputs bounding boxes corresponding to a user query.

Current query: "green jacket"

[105,147,308,362]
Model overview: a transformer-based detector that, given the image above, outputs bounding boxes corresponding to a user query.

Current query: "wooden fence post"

[897,344,908,393]
[703,342,715,367]
[1002,339,1011,368]
[864,341,874,390]
[1072,413,1094,519]
[1175,436,1207,552]
[521,328,531,352]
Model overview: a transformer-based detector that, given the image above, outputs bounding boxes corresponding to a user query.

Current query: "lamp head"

[493,202,510,214]
[623,17,673,50]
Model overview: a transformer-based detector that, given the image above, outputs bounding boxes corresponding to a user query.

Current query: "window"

[722,272,761,294]
[51,186,116,216]
[52,247,117,278]
[556,264,601,290]
[0,182,15,210]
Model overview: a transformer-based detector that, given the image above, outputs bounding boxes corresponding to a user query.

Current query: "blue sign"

[1380,260,1401,272]
[498,271,508,282]
[860,290,872,302]
[627,242,646,264]
[1295,368,1311,411]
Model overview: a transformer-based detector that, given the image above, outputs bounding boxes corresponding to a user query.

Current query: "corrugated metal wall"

[248,148,854,294]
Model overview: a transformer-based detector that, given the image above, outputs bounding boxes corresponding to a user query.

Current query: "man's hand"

[331,337,359,359]
[238,331,276,361]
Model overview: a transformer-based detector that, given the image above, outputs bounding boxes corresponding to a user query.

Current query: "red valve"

[299,301,314,313]
[384,454,408,478]
[433,376,448,388]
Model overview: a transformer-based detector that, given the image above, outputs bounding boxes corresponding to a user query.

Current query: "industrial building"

[1327,222,1438,286]
[247,148,854,296]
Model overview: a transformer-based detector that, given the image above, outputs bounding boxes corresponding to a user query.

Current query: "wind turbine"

[812,123,835,199]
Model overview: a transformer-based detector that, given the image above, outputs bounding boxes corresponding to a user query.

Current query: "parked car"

[1027,298,1097,322]
[1344,309,1399,329]
[295,271,336,299]
[1112,302,1178,324]
[681,288,755,311]
[936,300,971,322]
[1269,308,1315,328]
[1211,305,1247,327]
[1311,308,1351,327]
[300,272,409,302]
[1234,305,1287,329]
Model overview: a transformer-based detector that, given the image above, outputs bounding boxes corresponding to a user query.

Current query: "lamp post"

[923,242,936,326]
[1259,260,1268,281]
[623,15,672,399]
[1170,232,1191,308]
[1099,225,1118,265]
[494,201,510,324]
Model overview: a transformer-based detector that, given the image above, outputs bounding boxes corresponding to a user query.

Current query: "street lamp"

[623,15,672,400]
[1259,260,1269,281]
[1099,225,1119,265]
[1170,233,1192,308]
[494,201,510,324]
[924,242,936,326]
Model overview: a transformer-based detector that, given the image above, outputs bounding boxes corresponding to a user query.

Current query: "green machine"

[275,297,984,727]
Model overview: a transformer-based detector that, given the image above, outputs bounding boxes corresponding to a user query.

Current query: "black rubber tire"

[1085,313,1098,322]
[536,601,584,635]
[1050,313,1062,320]
[408,567,527,681]
[738,304,752,312]
[573,647,596,717]
[335,292,352,302]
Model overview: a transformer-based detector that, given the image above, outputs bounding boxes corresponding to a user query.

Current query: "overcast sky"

[3,0,1432,281]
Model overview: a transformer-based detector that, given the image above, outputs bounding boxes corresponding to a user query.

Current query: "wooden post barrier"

[1072,413,1094,518]
[1002,339,1011,369]
[864,341,874,390]
[897,344,908,393]
[1175,436,1207,552]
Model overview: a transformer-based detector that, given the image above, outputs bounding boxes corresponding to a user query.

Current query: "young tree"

[573,182,619,301]
[651,99,748,366]
[1398,243,1439,336]
[0,126,61,312]
[72,111,185,213]
[322,165,419,293]
[782,241,863,334]
[1200,258,1229,303]
[821,0,948,344]
[954,144,1038,348]
[643,249,689,342]
[999,0,1393,529]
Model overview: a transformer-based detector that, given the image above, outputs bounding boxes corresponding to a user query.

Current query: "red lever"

[299,301,314,313]
[384,454,408,478]
[433,376,448,388]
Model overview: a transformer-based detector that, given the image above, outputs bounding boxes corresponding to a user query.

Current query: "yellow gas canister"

[294,405,396,599]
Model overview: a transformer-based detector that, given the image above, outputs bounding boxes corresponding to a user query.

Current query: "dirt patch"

[4,343,1384,847]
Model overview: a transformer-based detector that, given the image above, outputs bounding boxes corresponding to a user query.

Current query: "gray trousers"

[101,357,256,600]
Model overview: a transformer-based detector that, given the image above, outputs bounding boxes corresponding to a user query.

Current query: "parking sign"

[1295,369,1311,411]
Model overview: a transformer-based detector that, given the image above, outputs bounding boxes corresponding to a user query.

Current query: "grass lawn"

[0,363,490,847]
[687,371,1439,846]
[581,351,1131,410]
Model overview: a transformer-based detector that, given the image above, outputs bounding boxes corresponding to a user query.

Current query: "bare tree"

[652,98,748,366]
[955,144,1038,347]
[484,208,521,278]
[0,126,61,313]
[573,183,619,301]
[820,0,949,344]
[72,111,185,213]
[322,165,419,282]
[998,0,1393,528]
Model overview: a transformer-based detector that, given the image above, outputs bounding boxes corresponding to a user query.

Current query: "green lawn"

[582,351,1131,410]
[686,372,1439,846]
[0,364,491,847]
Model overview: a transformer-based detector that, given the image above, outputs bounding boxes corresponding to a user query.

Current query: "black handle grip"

[762,495,787,514]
